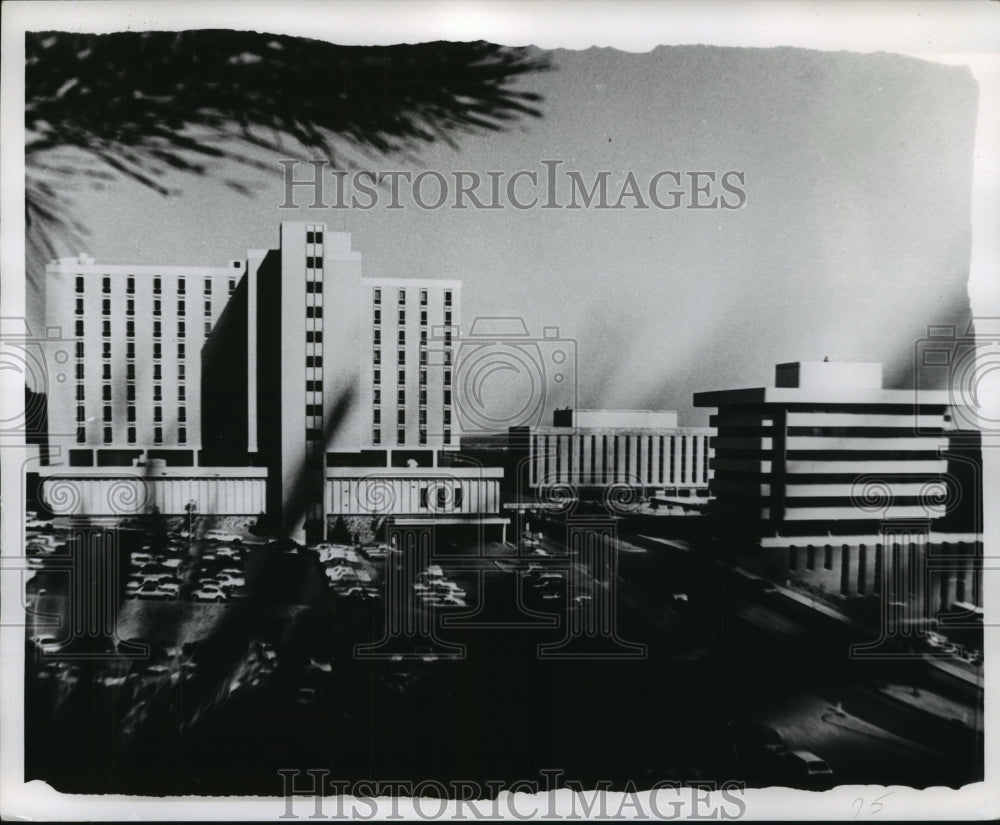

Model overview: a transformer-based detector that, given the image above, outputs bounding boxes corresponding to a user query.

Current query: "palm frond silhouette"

[25,30,549,273]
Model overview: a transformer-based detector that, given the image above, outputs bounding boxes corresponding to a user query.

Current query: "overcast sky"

[33,44,978,426]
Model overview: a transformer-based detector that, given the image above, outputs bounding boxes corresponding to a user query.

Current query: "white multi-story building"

[37,223,488,543]
[43,255,243,466]
[693,361,983,618]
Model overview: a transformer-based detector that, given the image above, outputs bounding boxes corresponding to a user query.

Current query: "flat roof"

[37,466,269,478]
[326,466,504,479]
[693,387,952,407]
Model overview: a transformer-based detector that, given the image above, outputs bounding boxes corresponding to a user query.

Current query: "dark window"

[420,289,428,305]
[153,299,161,316]
[126,320,135,337]
[177,279,185,295]
[315,230,323,243]
[397,389,406,404]
[398,369,405,384]
[178,427,186,444]
[178,321,185,338]
[75,341,84,358]
[177,300,184,314]
[444,428,451,444]
[127,363,136,380]
[153,322,162,339]
[397,428,406,443]
[75,298,84,315]
[154,427,163,444]
[153,364,162,381]
[102,342,111,358]
[204,278,212,294]
[102,320,111,337]
[153,277,161,295]
[102,385,112,401]
[373,408,381,424]
[76,426,86,443]
[76,385,85,401]
[154,406,162,423]
[127,299,135,315]
[444,290,452,306]
[75,320,84,336]
[102,276,111,294]
[103,427,112,443]
[306,355,323,368]
[127,427,136,444]
[397,348,405,364]
[153,343,162,359]
[178,408,186,422]
[102,364,111,380]
[76,405,85,422]
[126,385,135,401]
[177,343,185,359]
[398,288,406,305]
[127,407,136,423]
[178,386,186,401]
[153,386,162,401]
[76,276,84,294]
[372,429,381,445]
[306,231,315,244]
[373,287,381,304]
[127,276,135,294]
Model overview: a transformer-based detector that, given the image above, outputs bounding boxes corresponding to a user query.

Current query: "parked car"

[204,530,242,544]
[192,582,228,602]
[135,580,171,600]
[782,750,834,787]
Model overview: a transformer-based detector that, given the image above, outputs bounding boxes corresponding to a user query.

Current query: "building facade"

[43,255,244,468]
[460,409,714,508]
[40,223,468,541]
[693,361,983,620]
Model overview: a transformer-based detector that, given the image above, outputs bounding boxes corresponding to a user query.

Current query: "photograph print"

[2,1,998,820]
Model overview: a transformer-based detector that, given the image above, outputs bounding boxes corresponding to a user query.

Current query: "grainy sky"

[33,44,978,425]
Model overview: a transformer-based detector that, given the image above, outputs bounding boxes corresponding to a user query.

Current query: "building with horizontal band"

[460,409,714,511]
[693,360,983,630]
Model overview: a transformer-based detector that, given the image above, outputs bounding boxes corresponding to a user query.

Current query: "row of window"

[77,426,186,445]
[76,363,186,381]
[372,287,453,306]
[77,275,234,296]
